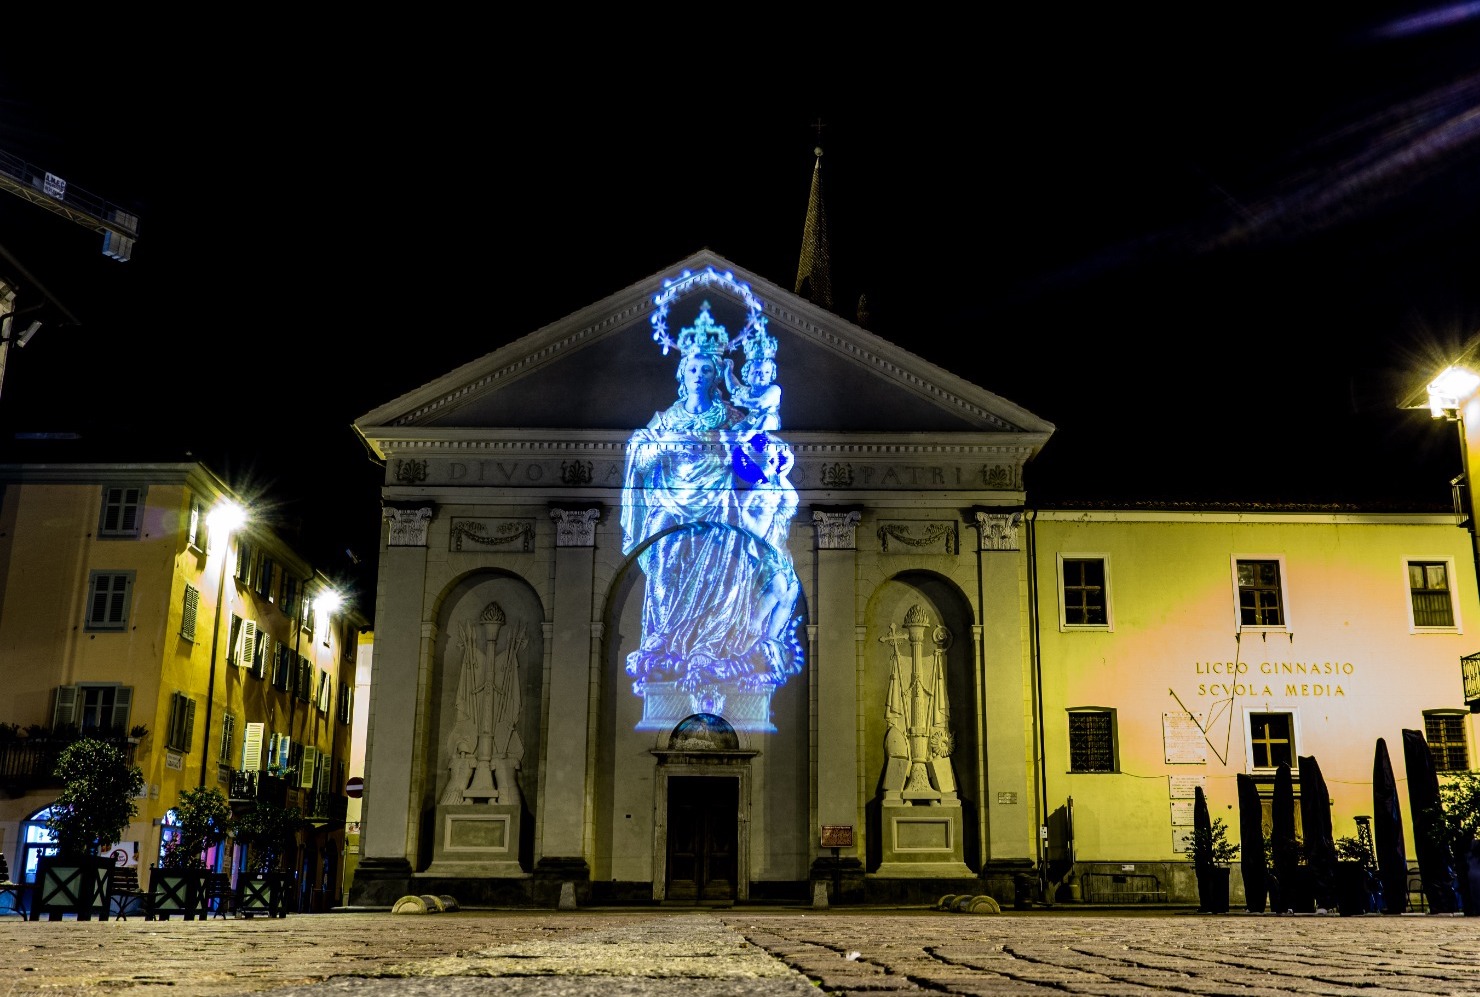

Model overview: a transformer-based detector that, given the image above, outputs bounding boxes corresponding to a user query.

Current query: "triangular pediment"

[356,250,1053,451]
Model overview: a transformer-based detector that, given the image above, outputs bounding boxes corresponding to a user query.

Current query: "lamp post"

[200,500,247,788]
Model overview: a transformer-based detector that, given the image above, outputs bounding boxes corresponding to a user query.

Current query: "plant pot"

[1335,860,1380,916]
[1197,866,1230,913]
[29,854,111,921]
[237,870,294,919]
[147,867,209,920]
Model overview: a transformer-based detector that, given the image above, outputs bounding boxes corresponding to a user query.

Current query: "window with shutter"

[181,584,200,641]
[242,722,265,771]
[52,686,79,728]
[300,746,318,788]
[296,656,312,702]
[271,642,291,691]
[60,684,129,734]
[235,539,253,584]
[220,712,236,763]
[187,497,203,550]
[282,575,299,622]
[99,486,145,538]
[85,571,134,631]
[167,692,196,752]
[110,687,133,732]
[257,556,275,600]
[317,670,332,713]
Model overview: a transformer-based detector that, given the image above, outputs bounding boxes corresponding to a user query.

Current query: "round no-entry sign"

[346,776,364,798]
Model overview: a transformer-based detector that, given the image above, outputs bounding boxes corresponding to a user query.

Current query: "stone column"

[973,511,1034,881]
[810,509,865,902]
[534,506,601,905]
[354,505,434,905]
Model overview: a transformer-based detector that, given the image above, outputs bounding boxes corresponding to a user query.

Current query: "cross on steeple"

[811,117,827,142]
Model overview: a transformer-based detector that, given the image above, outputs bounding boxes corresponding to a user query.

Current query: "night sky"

[2,9,1478,617]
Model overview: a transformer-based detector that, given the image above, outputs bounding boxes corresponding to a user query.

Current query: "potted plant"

[1192,817,1239,913]
[32,738,144,920]
[1333,832,1383,915]
[1438,771,1480,915]
[231,799,303,918]
[148,786,231,920]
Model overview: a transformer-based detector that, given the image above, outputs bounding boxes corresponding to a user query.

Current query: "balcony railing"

[228,770,290,808]
[0,735,138,791]
[305,789,348,825]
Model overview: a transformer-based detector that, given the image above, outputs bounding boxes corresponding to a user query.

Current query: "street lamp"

[200,500,247,788]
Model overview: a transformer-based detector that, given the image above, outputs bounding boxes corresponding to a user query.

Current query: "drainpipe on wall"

[1024,509,1050,899]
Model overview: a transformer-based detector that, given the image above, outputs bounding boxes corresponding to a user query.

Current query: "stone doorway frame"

[649,748,757,902]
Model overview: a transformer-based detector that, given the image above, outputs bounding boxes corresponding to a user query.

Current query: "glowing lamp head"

[206,500,247,535]
[313,591,343,616]
[1427,366,1480,419]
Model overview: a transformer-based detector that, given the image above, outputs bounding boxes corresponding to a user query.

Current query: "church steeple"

[794,143,833,312]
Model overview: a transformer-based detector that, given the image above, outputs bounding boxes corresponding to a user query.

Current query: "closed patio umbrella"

[1237,773,1266,912]
[1299,754,1338,911]
[1271,762,1302,912]
[1372,737,1408,913]
[1403,728,1460,913]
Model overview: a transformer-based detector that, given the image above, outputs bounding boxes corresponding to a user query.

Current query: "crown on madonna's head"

[742,321,777,362]
[677,301,731,360]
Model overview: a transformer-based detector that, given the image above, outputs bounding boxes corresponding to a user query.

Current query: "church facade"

[349,250,1477,908]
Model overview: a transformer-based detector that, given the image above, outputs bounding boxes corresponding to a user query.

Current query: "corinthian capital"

[813,510,862,550]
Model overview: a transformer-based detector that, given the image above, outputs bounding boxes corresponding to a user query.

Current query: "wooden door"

[665,776,738,904]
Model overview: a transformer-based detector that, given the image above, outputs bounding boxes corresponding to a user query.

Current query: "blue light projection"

[621,270,802,733]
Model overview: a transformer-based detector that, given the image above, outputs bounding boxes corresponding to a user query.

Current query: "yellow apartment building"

[0,462,363,912]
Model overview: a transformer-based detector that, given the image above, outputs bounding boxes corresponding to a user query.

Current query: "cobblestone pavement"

[2,908,1478,996]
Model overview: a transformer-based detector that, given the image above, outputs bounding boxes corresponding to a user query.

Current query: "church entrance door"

[664,776,737,904]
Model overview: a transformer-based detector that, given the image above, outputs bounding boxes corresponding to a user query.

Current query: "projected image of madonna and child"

[621,285,803,733]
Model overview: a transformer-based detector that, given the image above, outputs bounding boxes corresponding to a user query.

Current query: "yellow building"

[0,462,363,911]
[1030,507,1478,904]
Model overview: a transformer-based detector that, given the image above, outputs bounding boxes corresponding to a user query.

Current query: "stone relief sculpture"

[620,283,804,731]
[879,605,958,803]
[440,601,527,806]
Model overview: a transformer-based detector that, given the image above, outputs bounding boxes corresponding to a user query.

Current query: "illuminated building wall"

[350,250,1473,909]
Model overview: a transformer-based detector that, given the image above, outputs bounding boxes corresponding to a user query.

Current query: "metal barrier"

[1081,870,1168,904]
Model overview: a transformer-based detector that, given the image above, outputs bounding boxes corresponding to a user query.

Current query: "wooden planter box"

[29,854,111,921]
[146,867,209,920]
[237,870,293,918]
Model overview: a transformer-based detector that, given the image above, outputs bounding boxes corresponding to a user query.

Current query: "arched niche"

[420,569,545,873]
[861,571,980,874]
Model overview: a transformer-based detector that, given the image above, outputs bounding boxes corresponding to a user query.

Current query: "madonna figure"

[620,301,803,697]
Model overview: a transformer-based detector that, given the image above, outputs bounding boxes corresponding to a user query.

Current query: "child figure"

[724,325,781,434]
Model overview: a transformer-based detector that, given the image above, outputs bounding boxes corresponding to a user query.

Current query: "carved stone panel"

[450,518,536,552]
[876,520,957,555]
